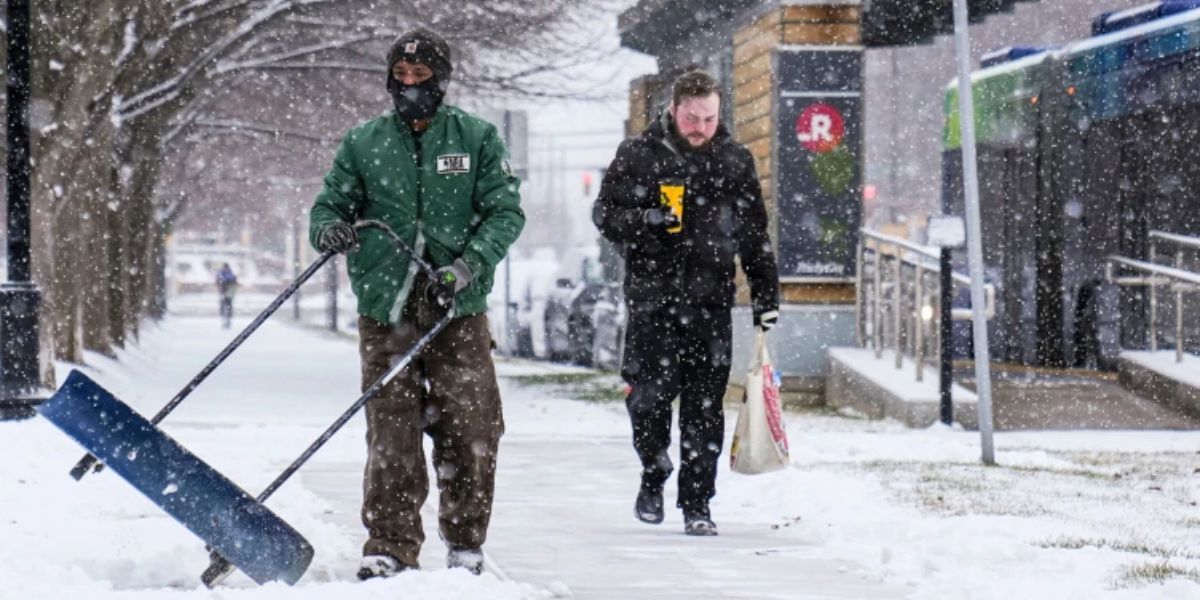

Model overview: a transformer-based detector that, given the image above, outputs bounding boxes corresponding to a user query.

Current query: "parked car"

[488,249,558,357]
[544,246,604,365]
[512,250,559,358]
[589,281,626,372]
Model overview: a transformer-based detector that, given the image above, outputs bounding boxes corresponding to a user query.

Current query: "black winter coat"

[593,112,779,316]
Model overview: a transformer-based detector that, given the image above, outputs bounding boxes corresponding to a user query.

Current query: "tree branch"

[189,117,340,144]
[211,34,380,75]
[118,0,336,120]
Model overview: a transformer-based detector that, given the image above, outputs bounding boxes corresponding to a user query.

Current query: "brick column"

[733,4,861,305]
[627,74,666,137]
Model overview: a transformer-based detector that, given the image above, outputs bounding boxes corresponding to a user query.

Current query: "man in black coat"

[593,69,779,536]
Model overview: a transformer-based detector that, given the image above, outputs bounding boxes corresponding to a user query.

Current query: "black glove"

[316,221,358,254]
[642,207,681,231]
[754,309,779,332]
[423,258,474,307]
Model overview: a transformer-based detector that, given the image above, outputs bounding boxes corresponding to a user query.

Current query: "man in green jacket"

[308,28,524,579]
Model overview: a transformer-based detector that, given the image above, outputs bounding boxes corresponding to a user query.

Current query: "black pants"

[622,300,732,513]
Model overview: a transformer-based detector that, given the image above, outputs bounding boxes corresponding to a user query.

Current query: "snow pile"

[0,419,538,599]
[0,317,543,599]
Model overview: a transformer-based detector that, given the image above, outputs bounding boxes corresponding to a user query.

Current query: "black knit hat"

[386,28,453,82]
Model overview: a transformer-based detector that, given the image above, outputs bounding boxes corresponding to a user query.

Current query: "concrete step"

[825,347,978,428]
[1117,351,1200,418]
[954,364,1200,430]
[826,347,1200,430]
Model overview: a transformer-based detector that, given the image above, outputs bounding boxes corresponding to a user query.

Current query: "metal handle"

[200,219,453,587]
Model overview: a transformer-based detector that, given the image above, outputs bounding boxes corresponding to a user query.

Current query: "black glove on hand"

[424,258,474,307]
[754,309,779,332]
[643,207,681,231]
[316,221,358,254]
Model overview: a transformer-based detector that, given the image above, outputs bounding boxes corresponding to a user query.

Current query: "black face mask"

[389,77,445,123]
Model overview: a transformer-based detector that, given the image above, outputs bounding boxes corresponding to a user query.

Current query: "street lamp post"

[1,0,48,420]
[951,0,997,464]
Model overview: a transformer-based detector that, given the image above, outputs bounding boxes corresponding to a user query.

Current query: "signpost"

[775,49,862,281]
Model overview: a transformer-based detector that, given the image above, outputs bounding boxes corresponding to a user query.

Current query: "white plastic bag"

[730,331,789,474]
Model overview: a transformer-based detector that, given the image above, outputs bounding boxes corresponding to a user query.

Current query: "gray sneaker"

[447,547,485,575]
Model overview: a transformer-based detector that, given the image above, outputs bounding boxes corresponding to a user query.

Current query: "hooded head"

[386,28,453,124]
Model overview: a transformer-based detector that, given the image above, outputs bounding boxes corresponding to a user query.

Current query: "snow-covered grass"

[505,370,627,404]
[2,313,1199,598]
[724,412,1200,598]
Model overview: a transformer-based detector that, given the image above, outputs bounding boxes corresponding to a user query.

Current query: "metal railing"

[1105,230,1200,363]
[856,228,995,382]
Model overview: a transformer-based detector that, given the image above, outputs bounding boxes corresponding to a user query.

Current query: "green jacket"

[309,105,524,324]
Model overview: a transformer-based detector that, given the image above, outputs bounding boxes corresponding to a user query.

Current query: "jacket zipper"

[389,128,428,323]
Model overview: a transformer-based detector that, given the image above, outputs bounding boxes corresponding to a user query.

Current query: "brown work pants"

[358,294,503,568]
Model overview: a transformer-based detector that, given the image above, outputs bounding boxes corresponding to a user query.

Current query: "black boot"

[683,506,717,536]
[634,482,664,524]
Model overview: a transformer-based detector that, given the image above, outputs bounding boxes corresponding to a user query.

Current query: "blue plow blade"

[36,369,313,586]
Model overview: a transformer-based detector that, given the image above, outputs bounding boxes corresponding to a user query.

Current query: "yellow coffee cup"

[658,182,684,234]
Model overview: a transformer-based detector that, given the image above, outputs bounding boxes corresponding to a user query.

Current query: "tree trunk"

[50,208,82,363]
[106,184,129,349]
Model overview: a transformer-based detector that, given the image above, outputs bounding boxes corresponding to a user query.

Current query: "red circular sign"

[795,103,846,154]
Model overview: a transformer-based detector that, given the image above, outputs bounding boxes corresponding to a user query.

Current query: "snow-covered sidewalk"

[2,314,1199,598]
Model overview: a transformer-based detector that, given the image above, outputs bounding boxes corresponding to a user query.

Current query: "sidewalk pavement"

[18,313,1198,597]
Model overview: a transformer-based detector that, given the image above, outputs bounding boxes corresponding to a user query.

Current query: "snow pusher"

[37,221,451,588]
[38,372,316,585]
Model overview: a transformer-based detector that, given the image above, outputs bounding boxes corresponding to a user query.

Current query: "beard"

[664,111,716,153]
[679,130,714,152]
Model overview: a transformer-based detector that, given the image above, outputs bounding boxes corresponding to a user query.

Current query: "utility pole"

[1,0,49,420]
[952,0,997,464]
